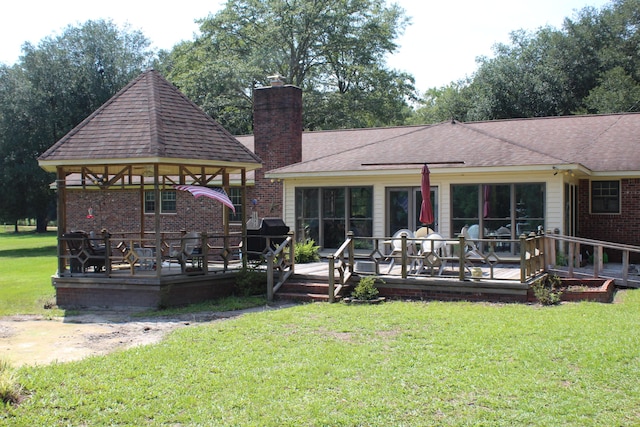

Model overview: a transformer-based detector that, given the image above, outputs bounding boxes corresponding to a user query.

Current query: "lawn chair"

[168,232,202,272]
[416,233,446,275]
[386,229,415,273]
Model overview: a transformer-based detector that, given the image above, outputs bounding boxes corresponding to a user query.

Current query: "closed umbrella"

[174,185,235,212]
[419,164,434,225]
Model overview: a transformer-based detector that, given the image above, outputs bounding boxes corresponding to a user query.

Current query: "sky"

[0,0,612,92]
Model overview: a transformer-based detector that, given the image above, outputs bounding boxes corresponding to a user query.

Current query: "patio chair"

[386,229,415,273]
[63,231,106,273]
[415,226,434,240]
[168,232,202,272]
[461,225,482,259]
[417,233,446,275]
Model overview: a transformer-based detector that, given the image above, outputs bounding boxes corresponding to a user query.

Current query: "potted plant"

[345,276,385,304]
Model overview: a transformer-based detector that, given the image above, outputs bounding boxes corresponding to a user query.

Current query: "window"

[295,187,373,249]
[228,187,243,222]
[591,181,620,214]
[144,190,177,214]
[450,183,545,238]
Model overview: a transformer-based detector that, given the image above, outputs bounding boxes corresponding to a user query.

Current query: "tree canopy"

[161,0,417,133]
[0,20,154,231]
[414,0,640,123]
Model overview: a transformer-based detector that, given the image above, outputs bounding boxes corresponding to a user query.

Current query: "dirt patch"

[0,304,295,367]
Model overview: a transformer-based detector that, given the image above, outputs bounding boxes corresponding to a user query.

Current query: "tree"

[583,67,640,113]
[414,0,640,122]
[409,81,474,125]
[163,0,416,133]
[0,20,154,232]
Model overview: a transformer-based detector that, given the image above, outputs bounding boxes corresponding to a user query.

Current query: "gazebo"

[38,69,262,308]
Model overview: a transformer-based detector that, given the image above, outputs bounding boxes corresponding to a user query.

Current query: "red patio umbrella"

[174,185,235,212]
[419,164,434,225]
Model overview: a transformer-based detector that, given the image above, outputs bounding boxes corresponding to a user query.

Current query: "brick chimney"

[251,75,302,218]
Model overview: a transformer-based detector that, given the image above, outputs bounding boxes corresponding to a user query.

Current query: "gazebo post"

[154,165,162,277]
[56,167,67,276]
[241,169,248,270]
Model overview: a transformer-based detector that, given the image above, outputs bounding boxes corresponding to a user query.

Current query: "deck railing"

[266,232,295,302]
[327,232,355,303]
[59,231,243,277]
[323,232,547,300]
[545,233,640,288]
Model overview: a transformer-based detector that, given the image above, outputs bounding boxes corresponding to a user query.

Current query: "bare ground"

[0,304,295,367]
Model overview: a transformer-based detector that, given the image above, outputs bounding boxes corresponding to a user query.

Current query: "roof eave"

[39,157,262,173]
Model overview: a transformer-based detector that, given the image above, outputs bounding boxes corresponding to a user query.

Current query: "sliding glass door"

[387,187,438,235]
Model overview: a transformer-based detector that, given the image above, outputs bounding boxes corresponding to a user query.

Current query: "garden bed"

[528,277,615,303]
[558,278,615,303]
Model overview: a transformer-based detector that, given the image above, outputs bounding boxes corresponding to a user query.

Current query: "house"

[38,69,640,307]
[238,87,640,262]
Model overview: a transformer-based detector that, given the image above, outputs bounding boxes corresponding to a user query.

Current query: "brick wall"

[578,178,640,261]
[65,189,240,237]
[252,84,302,220]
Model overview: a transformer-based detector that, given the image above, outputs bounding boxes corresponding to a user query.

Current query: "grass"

[0,294,638,425]
[1,228,640,425]
[0,228,61,317]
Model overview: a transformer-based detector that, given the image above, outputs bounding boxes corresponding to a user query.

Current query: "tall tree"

[0,20,154,232]
[163,0,416,133]
[413,0,640,123]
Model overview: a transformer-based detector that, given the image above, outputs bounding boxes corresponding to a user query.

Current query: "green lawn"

[0,229,60,317]
[0,294,637,425]
[1,229,640,425]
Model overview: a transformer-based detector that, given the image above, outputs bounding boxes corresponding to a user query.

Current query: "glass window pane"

[144,191,155,213]
[161,190,176,213]
[483,184,510,219]
[591,181,619,214]
[322,188,345,218]
[389,190,410,233]
[452,185,479,219]
[228,188,243,222]
[515,184,544,219]
[349,187,372,236]
[296,188,319,242]
[323,219,346,248]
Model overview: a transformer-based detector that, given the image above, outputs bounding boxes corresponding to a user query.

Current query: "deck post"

[347,231,354,274]
[328,256,336,303]
[593,246,601,278]
[520,235,527,283]
[401,233,408,278]
[202,233,208,275]
[459,235,466,281]
[267,251,274,302]
[622,250,630,287]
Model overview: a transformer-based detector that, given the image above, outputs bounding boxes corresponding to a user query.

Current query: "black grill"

[246,218,290,259]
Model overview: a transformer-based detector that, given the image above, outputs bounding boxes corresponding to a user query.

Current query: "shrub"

[234,265,267,296]
[351,276,383,300]
[295,239,320,264]
[532,274,563,305]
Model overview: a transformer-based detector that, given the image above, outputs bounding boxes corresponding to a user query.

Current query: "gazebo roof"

[39,69,261,175]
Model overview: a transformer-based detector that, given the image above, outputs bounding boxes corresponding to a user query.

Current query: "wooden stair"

[275,278,353,303]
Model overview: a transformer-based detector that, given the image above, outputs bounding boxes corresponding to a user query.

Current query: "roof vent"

[267,73,285,87]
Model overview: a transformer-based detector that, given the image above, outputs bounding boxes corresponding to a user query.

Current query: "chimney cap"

[267,73,285,86]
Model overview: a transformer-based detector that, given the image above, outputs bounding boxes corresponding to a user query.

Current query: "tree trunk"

[36,214,48,233]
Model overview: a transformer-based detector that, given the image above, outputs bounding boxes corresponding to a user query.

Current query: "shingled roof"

[258,113,640,177]
[39,69,261,173]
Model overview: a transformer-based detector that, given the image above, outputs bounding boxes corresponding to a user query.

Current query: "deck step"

[276,280,352,302]
[275,292,333,302]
